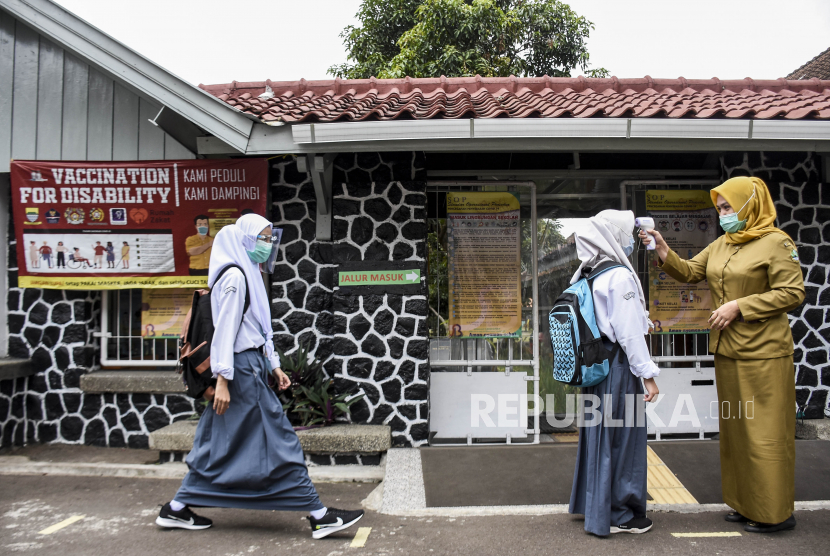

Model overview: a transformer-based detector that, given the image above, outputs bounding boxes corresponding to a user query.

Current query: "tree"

[329,0,607,80]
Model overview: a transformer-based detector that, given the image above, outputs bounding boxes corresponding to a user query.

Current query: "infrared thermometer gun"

[635,217,656,250]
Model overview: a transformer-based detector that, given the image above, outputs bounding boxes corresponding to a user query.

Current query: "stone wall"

[0,213,197,448]
[721,152,829,418]
[268,153,430,447]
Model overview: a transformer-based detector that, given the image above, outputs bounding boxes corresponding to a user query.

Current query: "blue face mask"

[247,240,272,263]
[197,226,208,236]
[622,236,635,257]
[719,187,756,234]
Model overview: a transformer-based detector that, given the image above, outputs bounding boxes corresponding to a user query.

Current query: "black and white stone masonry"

[721,152,830,419]
[0,211,200,449]
[269,152,430,447]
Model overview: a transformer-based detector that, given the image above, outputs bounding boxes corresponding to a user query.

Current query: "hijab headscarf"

[710,176,789,244]
[208,213,275,363]
[571,209,647,311]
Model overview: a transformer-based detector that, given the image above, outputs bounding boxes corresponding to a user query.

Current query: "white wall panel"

[112,82,139,160]
[86,67,114,160]
[0,12,15,172]
[60,52,88,160]
[163,135,194,160]
[138,97,165,160]
[10,22,39,161]
[35,37,63,160]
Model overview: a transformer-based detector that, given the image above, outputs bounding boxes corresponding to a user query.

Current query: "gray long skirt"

[175,349,323,512]
[569,344,648,536]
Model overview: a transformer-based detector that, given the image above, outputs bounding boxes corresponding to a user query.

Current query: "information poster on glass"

[646,190,717,333]
[140,289,193,338]
[447,192,521,338]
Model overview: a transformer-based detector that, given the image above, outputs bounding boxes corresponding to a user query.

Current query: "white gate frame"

[427,181,540,445]
[623,180,721,440]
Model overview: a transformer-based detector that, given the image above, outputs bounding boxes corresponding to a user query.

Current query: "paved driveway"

[1,474,827,556]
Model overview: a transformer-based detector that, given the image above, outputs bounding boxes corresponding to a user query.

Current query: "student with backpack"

[566,210,659,536]
[156,213,364,539]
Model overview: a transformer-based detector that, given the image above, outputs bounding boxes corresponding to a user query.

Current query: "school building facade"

[1,0,829,451]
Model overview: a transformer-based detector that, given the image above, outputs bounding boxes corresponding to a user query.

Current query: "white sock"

[310,507,327,520]
[170,500,186,512]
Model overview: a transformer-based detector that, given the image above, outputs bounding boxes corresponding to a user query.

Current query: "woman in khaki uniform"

[640,176,804,533]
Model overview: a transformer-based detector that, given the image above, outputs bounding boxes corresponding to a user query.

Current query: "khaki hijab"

[710,177,789,244]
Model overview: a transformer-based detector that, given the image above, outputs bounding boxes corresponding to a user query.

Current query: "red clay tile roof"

[788,47,830,80]
[199,76,830,123]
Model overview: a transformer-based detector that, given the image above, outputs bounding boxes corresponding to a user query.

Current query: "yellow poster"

[447,192,522,338]
[646,190,717,333]
[140,289,193,338]
[208,207,242,236]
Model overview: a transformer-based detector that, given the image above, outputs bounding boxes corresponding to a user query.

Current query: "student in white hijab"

[568,209,659,537]
[157,214,365,539]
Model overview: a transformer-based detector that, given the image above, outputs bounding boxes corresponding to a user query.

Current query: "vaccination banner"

[646,190,717,333]
[10,159,267,289]
[447,192,521,338]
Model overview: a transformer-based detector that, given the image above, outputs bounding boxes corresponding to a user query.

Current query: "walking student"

[156,213,364,538]
[569,210,659,536]
[641,176,804,533]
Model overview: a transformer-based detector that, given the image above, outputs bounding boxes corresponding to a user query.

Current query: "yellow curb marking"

[350,527,372,548]
[38,515,85,535]
[550,434,579,443]
[647,446,698,504]
[672,532,742,538]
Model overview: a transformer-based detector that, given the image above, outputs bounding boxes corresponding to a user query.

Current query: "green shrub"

[275,344,365,428]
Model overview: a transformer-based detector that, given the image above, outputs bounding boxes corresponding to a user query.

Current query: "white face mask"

[622,235,635,257]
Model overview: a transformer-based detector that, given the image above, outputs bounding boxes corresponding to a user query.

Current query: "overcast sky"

[55,0,830,86]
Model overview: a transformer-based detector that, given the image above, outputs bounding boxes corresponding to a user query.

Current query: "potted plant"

[274,344,364,429]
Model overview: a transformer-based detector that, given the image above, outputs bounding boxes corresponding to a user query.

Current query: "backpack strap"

[584,260,627,282]
[213,264,251,315]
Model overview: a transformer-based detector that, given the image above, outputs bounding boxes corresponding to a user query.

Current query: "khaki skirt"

[714,354,795,524]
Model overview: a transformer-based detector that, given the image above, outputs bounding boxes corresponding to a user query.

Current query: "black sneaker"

[610,516,653,534]
[155,503,212,530]
[308,508,364,539]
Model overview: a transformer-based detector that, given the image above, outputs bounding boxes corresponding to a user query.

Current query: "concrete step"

[149,420,392,454]
[796,417,830,440]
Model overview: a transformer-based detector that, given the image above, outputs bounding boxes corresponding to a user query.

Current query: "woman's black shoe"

[744,514,796,533]
[724,511,749,523]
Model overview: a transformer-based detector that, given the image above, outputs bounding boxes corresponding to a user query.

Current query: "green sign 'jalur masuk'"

[338,269,420,286]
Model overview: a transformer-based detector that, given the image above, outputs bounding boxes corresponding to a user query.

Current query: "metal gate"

[427,181,540,445]
[426,178,722,444]
[627,181,721,439]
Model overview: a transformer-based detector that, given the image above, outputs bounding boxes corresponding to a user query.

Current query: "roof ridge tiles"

[201,75,830,123]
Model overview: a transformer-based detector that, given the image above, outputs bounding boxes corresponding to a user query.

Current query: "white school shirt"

[210,268,280,380]
[590,267,660,379]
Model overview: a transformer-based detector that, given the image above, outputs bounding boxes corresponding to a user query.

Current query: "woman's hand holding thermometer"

[637,221,670,262]
[635,217,656,250]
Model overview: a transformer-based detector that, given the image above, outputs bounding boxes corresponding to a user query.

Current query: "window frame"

[99,288,183,368]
